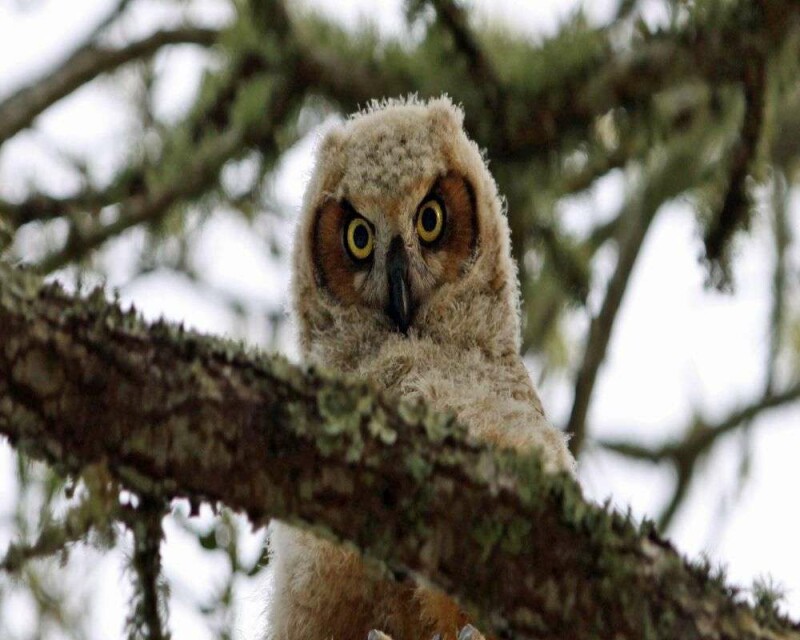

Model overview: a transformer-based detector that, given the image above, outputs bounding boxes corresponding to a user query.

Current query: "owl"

[265,96,575,640]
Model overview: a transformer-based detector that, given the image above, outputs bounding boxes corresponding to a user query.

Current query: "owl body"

[265,97,573,640]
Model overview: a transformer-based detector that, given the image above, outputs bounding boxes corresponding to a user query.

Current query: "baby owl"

[265,96,575,639]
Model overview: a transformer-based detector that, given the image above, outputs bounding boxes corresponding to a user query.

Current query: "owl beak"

[386,236,412,334]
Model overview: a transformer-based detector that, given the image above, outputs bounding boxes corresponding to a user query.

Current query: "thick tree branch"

[0,265,797,639]
[0,27,220,146]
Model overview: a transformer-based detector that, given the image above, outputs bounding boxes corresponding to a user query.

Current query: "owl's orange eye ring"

[416,199,445,245]
[344,216,374,262]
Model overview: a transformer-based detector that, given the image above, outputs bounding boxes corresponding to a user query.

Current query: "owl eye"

[344,216,374,261]
[416,199,445,245]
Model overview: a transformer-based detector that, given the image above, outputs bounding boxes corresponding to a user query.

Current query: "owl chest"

[355,341,512,417]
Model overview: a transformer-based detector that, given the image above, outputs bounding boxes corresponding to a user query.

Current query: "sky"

[0,0,799,637]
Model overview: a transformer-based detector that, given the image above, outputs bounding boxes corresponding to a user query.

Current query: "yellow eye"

[416,199,444,244]
[345,217,374,261]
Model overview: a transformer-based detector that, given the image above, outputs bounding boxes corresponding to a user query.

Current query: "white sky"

[1,0,799,638]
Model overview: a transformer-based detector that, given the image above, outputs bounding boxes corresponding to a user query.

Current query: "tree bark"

[0,264,797,640]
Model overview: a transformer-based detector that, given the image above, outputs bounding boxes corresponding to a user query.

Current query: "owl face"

[293,96,522,364]
[312,171,478,333]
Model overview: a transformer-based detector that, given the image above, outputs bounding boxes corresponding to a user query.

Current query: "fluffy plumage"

[265,96,574,640]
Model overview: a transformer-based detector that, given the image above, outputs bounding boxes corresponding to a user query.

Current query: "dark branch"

[1,191,111,229]
[565,197,654,457]
[766,172,791,393]
[704,37,768,288]
[124,498,170,640]
[1,464,119,575]
[33,126,246,274]
[564,123,732,456]
[428,0,504,119]
[0,26,220,146]
[601,381,800,529]
[33,72,302,273]
[602,383,800,465]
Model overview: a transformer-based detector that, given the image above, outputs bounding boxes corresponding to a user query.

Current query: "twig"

[0,26,219,145]
[0,191,110,229]
[428,0,504,120]
[123,498,170,640]
[766,171,791,393]
[2,499,107,572]
[1,464,119,572]
[565,121,726,456]
[601,381,800,529]
[87,0,136,41]
[34,126,247,274]
[704,44,768,288]
[565,199,652,457]
[34,71,302,274]
[603,383,800,464]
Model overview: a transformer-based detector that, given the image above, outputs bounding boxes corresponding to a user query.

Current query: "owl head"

[292,96,522,370]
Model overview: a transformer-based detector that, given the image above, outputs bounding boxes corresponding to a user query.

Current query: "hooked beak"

[386,236,413,334]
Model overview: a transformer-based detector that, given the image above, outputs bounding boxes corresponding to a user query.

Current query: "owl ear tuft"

[313,125,347,189]
[317,126,346,163]
[427,96,465,136]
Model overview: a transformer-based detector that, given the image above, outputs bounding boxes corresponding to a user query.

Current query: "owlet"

[265,96,574,640]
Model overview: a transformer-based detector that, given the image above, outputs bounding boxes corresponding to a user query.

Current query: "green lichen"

[317,385,362,435]
[12,348,65,397]
[285,402,311,437]
[367,405,397,445]
[405,453,432,482]
[420,407,458,443]
[472,516,504,563]
[501,517,533,555]
[396,396,425,426]
[116,465,161,496]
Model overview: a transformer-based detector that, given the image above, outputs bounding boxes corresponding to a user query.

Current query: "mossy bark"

[0,264,797,640]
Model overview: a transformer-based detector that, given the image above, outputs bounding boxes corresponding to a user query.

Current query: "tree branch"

[124,498,170,640]
[428,0,504,121]
[1,477,116,572]
[703,19,769,288]
[601,381,800,530]
[0,264,797,639]
[32,70,302,274]
[33,125,247,273]
[0,26,220,146]
[293,1,800,164]
[0,191,112,230]
[602,382,800,466]
[564,127,716,456]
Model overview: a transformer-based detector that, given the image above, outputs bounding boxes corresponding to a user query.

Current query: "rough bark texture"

[0,264,797,640]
